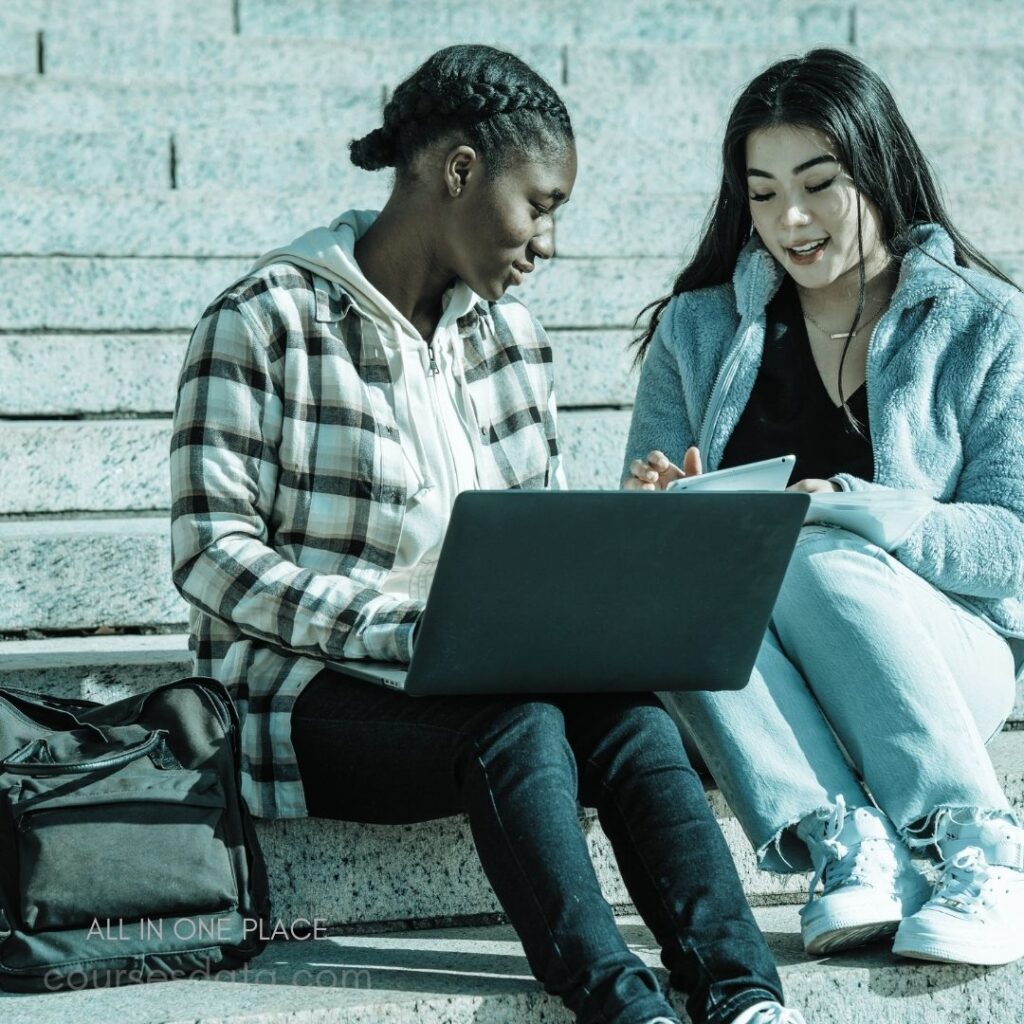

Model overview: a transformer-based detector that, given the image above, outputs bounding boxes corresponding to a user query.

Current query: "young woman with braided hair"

[171,44,803,1024]
[625,49,1024,966]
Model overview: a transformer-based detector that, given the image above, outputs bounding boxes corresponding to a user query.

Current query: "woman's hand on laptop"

[625,447,702,490]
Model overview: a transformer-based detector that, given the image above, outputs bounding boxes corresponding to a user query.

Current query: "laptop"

[327,489,810,696]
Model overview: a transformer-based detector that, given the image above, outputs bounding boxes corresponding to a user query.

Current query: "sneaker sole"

[804,916,901,956]
[893,930,1024,966]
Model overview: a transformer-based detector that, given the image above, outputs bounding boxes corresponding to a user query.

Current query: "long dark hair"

[633,48,1016,396]
[349,44,574,177]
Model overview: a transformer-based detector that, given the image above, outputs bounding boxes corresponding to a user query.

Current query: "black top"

[720,275,874,482]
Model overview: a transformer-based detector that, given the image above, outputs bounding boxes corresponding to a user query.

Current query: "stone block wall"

[2,0,1020,636]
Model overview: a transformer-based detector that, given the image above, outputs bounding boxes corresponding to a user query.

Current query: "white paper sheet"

[805,491,933,551]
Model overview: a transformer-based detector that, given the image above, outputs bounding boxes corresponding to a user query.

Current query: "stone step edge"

[0,632,189,669]
[1,905,1020,1024]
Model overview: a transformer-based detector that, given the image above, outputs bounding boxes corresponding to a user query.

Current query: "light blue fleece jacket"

[623,223,1024,645]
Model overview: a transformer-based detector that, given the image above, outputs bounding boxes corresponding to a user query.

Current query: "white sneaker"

[729,1001,807,1024]
[893,815,1024,965]
[797,796,932,955]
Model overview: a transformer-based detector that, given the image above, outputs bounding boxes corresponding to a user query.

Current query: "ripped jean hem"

[753,803,839,876]
[902,804,1021,856]
[752,799,1021,875]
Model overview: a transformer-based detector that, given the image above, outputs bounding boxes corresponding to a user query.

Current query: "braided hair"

[350,45,573,176]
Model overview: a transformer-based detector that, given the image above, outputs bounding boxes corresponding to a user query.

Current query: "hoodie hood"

[250,209,481,338]
[249,209,490,514]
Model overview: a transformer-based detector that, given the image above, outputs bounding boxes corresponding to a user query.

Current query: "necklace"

[802,301,885,341]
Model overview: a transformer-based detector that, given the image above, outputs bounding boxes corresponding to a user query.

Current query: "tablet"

[666,454,796,493]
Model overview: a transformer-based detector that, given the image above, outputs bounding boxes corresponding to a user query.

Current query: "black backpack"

[0,676,272,991]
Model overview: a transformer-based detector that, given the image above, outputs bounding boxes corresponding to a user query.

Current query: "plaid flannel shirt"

[170,261,564,818]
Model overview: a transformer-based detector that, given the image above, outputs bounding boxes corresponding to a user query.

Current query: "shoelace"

[805,794,850,900]
[805,794,896,902]
[931,846,992,914]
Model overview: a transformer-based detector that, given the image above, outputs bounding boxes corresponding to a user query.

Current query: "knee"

[591,701,692,778]
[618,702,685,749]
[780,525,889,607]
[464,700,570,773]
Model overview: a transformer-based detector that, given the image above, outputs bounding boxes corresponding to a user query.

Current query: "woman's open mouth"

[786,238,828,265]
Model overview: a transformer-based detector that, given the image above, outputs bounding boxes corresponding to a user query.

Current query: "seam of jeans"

[471,739,608,1024]
[591,761,727,1007]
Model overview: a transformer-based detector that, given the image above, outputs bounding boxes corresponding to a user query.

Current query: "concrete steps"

[1,186,1017,258]
[1,905,1023,1024]
[41,32,562,87]
[2,0,233,36]
[235,0,853,47]
[0,80,381,135]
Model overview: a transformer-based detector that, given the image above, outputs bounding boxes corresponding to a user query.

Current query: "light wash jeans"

[662,525,1019,873]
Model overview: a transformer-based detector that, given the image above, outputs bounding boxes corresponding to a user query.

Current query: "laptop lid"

[375,489,808,696]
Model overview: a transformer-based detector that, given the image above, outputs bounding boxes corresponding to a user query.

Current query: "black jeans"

[291,671,783,1024]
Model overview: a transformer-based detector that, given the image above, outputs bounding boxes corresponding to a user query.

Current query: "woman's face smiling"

[444,144,577,301]
[745,125,888,292]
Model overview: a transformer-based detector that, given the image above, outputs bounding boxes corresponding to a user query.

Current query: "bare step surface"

[1,905,1023,1024]
[0,133,169,190]
[0,517,184,632]
[2,0,232,35]
[0,80,380,134]
[0,31,39,75]
[43,31,561,87]
[0,635,191,698]
[236,0,852,47]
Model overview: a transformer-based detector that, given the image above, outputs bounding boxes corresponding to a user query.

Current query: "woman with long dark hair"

[624,48,1024,965]
[172,44,803,1024]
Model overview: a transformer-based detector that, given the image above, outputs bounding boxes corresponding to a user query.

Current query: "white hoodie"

[251,210,482,657]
